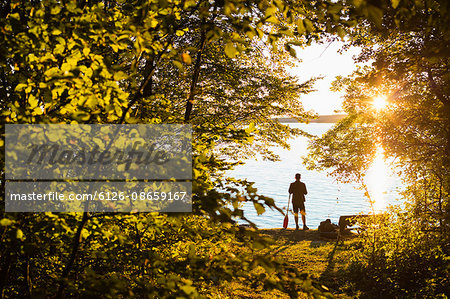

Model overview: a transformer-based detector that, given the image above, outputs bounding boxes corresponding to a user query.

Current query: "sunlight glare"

[366,146,389,212]
[372,96,387,110]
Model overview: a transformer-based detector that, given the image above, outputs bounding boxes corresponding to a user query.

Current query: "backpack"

[318,219,338,232]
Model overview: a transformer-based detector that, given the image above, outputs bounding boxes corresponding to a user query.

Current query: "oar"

[283,194,291,229]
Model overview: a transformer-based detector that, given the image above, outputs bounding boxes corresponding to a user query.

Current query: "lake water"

[229,123,402,229]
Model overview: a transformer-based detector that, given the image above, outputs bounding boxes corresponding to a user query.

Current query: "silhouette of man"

[288,173,309,230]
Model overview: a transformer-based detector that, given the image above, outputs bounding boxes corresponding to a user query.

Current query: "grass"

[261,229,361,297]
[214,228,362,298]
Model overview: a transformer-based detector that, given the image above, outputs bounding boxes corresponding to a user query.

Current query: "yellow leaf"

[266,15,279,24]
[44,67,60,78]
[172,60,184,70]
[51,6,61,15]
[33,107,44,115]
[391,0,400,9]
[54,43,65,55]
[149,19,158,28]
[265,5,277,17]
[246,30,255,39]
[28,94,38,108]
[15,83,27,91]
[0,218,13,226]
[83,47,90,56]
[9,13,20,20]
[225,42,237,58]
[61,62,71,72]
[114,71,127,81]
[85,95,98,107]
[16,229,24,240]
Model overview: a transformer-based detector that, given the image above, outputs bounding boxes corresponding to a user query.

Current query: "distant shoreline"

[276,114,346,123]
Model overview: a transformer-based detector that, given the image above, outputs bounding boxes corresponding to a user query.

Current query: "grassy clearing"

[215,229,362,298]
[261,229,360,297]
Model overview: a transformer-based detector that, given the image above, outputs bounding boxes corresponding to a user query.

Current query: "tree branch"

[184,27,207,122]
[119,35,174,124]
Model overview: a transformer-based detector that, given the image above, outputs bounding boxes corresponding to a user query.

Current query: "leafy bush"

[347,208,449,298]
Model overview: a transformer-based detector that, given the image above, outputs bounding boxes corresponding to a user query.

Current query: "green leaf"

[225,42,238,58]
[266,15,279,24]
[183,0,197,9]
[73,112,91,121]
[265,5,277,17]
[158,0,168,8]
[245,29,255,39]
[180,285,196,295]
[368,5,383,28]
[253,202,265,215]
[10,13,20,20]
[172,60,184,70]
[337,26,345,39]
[284,44,297,58]
[303,19,314,33]
[51,5,61,15]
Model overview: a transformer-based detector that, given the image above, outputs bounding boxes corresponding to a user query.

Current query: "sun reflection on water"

[366,146,389,212]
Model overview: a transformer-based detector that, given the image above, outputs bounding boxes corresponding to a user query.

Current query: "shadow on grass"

[258,228,362,297]
[318,235,362,297]
[259,228,332,243]
[321,239,339,278]
[260,229,335,255]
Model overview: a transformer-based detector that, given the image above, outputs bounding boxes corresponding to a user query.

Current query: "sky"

[290,41,362,115]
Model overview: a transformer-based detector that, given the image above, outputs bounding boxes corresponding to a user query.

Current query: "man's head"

[295,173,301,181]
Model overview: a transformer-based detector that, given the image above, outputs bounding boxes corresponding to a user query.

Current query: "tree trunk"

[184,28,207,122]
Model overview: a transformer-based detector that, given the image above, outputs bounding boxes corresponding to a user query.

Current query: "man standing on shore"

[289,173,309,230]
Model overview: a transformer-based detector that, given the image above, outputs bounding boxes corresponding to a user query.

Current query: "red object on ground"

[283,214,289,229]
[283,195,290,229]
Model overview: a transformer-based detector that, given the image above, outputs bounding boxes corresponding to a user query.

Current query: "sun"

[372,96,387,110]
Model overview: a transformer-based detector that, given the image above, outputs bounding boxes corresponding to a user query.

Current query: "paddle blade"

[283,214,289,229]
